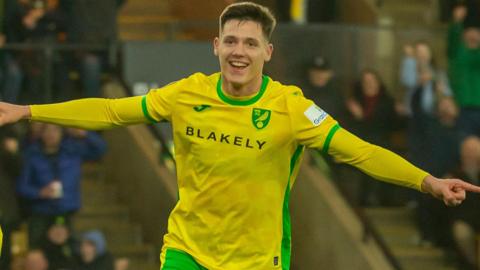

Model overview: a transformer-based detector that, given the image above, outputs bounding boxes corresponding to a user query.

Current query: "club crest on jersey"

[252,108,271,130]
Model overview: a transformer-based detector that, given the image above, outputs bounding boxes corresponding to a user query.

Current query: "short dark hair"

[219,2,276,41]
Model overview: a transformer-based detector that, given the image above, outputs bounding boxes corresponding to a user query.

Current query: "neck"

[222,75,263,97]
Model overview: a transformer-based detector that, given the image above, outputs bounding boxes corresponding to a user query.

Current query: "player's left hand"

[421,175,480,207]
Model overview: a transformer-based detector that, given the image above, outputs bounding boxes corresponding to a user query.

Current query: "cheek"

[251,51,266,64]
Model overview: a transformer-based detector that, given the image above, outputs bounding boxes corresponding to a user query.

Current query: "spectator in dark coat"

[303,56,346,122]
[41,216,77,270]
[345,68,399,205]
[448,136,480,270]
[17,124,106,248]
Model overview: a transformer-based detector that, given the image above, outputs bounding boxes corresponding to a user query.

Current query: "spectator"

[22,121,44,149]
[62,0,125,97]
[302,56,351,199]
[401,41,456,175]
[16,124,106,248]
[303,56,345,121]
[448,136,480,269]
[344,68,398,205]
[76,230,114,270]
[0,126,22,269]
[346,68,397,150]
[0,0,23,103]
[24,249,49,270]
[41,216,77,270]
[447,2,480,139]
[13,0,71,103]
[114,258,129,270]
[400,40,459,246]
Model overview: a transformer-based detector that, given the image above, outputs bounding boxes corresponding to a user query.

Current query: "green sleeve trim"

[322,124,340,154]
[141,95,157,123]
[216,75,269,106]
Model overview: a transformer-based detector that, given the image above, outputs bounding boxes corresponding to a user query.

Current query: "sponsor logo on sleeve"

[304,104,328,126]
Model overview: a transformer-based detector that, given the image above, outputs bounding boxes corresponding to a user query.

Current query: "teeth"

[230,61,248,67]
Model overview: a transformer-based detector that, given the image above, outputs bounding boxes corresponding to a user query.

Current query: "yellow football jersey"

[30,72,428,270]
[143,73,338,269]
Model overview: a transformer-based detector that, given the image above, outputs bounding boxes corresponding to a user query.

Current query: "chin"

[225,73,249,86]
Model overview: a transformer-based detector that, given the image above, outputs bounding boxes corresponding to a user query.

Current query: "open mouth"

[229,61,249,70]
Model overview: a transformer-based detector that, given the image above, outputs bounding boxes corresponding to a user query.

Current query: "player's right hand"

[0,102,31,126]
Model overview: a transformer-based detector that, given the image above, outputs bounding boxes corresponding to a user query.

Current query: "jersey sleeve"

[30,96,147,130]
[30,75,194,128]
[143,76,190,122]
[328,126,428,191]
[287,87,428,191]
[288,88,340,151]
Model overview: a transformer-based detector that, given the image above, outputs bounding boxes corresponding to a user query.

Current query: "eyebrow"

[223,35,261,43]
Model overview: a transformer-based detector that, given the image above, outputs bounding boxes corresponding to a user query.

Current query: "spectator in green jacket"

[447,2,480,139]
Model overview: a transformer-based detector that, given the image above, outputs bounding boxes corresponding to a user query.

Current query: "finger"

[457,181,480,193]
[452,188,466,201]
[444,198,462,207]
[443,193,456,206]
[454,192,466,202]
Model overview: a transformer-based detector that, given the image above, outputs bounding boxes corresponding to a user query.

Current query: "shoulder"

[263,77,314,114]
[150,72,218,94]
[266,77,305,99]
[180,72,218,87]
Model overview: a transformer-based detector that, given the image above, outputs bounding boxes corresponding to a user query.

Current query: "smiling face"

[214,19,273,95]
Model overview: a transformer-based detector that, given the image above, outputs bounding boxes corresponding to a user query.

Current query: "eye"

[224,38,235,45]
[247,41,258,47]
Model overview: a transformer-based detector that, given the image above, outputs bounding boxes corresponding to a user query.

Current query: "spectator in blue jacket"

[17,123,106,248]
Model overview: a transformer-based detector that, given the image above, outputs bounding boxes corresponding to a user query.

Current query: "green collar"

[216,75,269,106]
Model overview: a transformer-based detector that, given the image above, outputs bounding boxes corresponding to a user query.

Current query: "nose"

[231,42,246,56]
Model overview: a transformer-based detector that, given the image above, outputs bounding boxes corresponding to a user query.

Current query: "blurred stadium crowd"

[300,1,480,269]
[0,0,479,269]
[0,0,129,269]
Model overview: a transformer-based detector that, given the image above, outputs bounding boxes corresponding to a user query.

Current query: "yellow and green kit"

[31,72,428,270]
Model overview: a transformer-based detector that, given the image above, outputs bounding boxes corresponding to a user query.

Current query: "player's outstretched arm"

[0,102,31,126]
[0,96,150,130]
[327,127,480,206]
[421,175,480,206]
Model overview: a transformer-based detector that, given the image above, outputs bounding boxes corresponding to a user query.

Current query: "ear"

[264,43,273,62]
[213,37,219,56]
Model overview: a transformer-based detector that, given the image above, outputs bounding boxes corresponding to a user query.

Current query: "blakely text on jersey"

[186,126,267,150]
